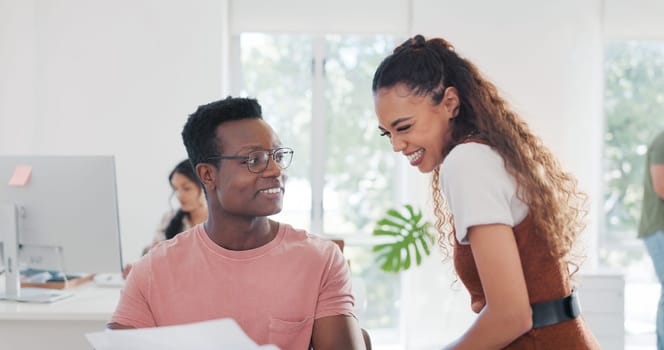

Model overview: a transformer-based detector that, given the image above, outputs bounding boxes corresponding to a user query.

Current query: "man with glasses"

[107,97,366,350]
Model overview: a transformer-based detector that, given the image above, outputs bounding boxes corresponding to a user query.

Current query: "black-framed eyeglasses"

[207,147,294,173]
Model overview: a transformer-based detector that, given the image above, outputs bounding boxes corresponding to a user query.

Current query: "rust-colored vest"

[452,142,600,349]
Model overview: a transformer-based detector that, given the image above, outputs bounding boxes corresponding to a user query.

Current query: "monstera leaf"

[372,204,435,273]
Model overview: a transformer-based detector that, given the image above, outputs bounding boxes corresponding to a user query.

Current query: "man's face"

[211,118,287,217]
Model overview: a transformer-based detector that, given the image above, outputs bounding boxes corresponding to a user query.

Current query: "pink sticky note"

[8,165,32,187]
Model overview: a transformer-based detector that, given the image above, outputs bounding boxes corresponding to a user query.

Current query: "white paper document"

[85,318,280,350]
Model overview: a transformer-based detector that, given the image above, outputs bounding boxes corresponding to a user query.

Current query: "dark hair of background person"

[372,34,586,265]
[181,96,263,168]
[164,159,204,240]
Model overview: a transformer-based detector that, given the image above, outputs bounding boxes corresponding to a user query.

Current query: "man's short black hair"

[182,96,263,167]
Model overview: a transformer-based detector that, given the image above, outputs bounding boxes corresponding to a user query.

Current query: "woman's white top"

[151,210,193,244]
[440,142,529,244]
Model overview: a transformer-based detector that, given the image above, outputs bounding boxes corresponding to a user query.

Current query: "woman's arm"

[444,223,532,350]
[651,163,664,199]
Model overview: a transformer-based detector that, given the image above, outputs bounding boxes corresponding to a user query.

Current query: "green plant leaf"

[414,243,423,265]
[405,204,415,217]
[385,209,408,222]
[372,229,400,237]
[418,236,432,256]
[372,204,435,273]
[375,218,405,228]
[372,243,395,252]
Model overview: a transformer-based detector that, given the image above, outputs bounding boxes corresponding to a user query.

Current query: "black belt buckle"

[565,292,581,319]
[531,291,581,329]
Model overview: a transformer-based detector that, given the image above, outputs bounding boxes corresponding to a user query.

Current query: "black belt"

[531,291,581,329]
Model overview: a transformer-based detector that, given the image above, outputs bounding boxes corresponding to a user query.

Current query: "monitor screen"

[0,155,123,274]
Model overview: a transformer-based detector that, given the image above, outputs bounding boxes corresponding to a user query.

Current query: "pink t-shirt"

[111,222,355,350]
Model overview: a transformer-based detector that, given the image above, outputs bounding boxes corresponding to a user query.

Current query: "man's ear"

[196,163,217,191]
[442,86,460,117]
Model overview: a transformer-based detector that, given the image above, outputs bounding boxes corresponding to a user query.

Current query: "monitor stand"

[0,204,73,303]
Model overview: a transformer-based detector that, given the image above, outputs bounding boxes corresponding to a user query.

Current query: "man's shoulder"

[128,226,201,280]
[279,223,340,255]
[148,225,201,258]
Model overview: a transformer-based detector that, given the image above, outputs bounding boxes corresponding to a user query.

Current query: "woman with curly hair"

[372,34,599,349]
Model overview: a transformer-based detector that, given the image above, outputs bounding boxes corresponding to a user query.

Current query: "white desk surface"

[0,278,122,350]
[0,279,121,321]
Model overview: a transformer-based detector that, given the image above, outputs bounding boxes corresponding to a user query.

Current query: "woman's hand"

[122,263,133,279]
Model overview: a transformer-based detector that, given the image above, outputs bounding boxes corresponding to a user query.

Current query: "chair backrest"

[361,328,372,350]
[331,239,345,253]
[329,239,371,350]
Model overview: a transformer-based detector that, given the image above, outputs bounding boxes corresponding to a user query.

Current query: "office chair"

[332,239,372,350]
[361,328,372,350]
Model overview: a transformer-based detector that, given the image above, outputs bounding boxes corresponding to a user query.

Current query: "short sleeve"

[650,131,664,165]
[314,244,356,320]
[440,143,527,244]
[109,256,157,328]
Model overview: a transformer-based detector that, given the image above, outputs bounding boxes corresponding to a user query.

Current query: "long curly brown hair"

[372,35,587,264]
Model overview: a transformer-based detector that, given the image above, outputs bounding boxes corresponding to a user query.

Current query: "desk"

[0,283,120,350]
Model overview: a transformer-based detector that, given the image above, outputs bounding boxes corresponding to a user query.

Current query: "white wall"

[0,0,228,265]
[604,0,664,40]
[0,0,38,154]
[228,0,408,34]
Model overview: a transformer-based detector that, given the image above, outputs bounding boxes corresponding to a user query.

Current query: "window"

[602,41,664,345]
[232,33,404,346]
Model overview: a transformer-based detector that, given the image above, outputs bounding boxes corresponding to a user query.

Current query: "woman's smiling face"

[374,84,459,173]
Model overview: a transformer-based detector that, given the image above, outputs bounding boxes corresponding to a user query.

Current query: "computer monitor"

[0,155,123,302]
